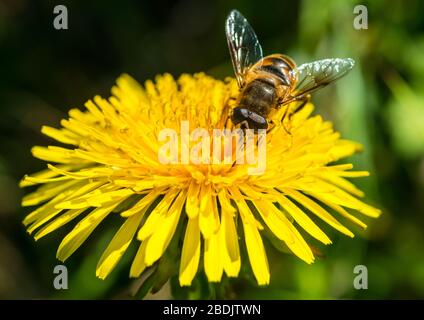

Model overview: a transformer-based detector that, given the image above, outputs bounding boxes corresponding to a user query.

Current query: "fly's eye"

[231,107,249,124]
[239,108,251,117]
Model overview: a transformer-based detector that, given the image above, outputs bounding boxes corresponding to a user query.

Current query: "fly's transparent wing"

[225,10,263,87]
[288,58,355,100]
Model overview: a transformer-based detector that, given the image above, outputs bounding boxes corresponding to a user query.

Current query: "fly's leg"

[276,95,311,149]
[222,96,238,129]
[287,95,311,122]
[281,95,311,131]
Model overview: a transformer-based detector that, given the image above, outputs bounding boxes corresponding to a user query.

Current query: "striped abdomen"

[231,54,296,129]
[238,54,296,118]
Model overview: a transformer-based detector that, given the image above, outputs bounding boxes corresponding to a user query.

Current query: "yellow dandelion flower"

[21,72,381,287]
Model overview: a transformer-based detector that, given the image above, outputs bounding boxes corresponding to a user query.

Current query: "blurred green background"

[0,0,423,299]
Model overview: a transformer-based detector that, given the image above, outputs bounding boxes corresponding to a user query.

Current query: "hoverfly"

[226,9,355,130]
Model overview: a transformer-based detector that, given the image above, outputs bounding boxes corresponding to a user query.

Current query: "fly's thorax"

[255,54,296,87]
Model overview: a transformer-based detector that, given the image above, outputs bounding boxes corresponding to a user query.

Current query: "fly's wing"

[286,58,355,102]
[225,10,263,88]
